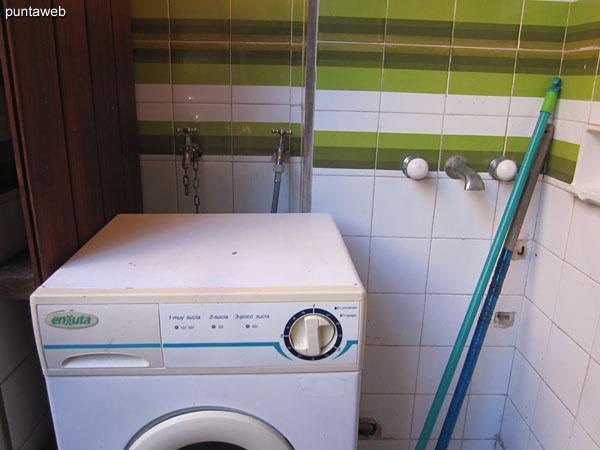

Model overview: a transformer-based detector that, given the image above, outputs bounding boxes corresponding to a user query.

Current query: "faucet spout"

[445,156,485,191]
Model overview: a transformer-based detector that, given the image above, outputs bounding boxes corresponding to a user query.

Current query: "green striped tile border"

[232,0,291,42]
[454,22,520,49]
[170,0,230,41]
[513,50,561,97]
[387,19,453,46]
[232,44,291,86]
[133,42,170,85]
[131,0,168,40]
[316,43,383,91]
[560,49,599,101]
[232,122,293,156]
[174,122,232,156]
[545,139,579,183]
[520,0,568,50]
[441,135,504,172]
[319,0,386,43]
[138,121,174,155]
[377,133,441,170]
[171,43,230,85]
[313,130,376,169]
[454,0,522,48]
[382,45,450,94]
[449,48,515,96]
[292,44,305,87]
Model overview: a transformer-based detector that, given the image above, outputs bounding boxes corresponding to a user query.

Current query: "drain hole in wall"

[494,311,515,329]
[358,417,380,439]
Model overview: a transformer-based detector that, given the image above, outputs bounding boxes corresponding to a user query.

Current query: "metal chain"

[182,165,190,196]
[192,160,200,213]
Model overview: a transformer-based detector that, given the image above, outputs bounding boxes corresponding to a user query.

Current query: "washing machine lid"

[127,410,293,450]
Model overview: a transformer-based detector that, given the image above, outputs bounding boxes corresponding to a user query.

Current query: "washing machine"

[30,213,366,449]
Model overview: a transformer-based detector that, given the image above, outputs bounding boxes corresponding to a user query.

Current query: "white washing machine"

[30,214,366,450]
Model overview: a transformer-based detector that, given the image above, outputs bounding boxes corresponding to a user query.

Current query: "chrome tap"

[445,156,485,191]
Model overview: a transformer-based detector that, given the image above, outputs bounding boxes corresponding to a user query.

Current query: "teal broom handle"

[415,77,561,450]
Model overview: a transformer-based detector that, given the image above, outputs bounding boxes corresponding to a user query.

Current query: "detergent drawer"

[36,304,163,370]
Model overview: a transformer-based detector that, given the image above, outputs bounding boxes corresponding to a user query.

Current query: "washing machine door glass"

[128,410,292,450]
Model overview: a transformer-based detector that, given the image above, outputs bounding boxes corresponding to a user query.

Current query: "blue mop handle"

[435,249,512,448]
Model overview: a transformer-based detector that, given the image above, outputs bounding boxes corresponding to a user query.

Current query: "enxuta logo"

[45,311,99,329]
[5,6,66,19]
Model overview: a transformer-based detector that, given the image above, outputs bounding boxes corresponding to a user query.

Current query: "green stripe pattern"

[138,121,174,155]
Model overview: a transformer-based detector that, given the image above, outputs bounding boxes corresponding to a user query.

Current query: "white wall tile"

[516,298,552,372]
[372,177,437,238]
[408,440,462,450]
[509,96,543,117]
[463,395,505,439]
[315,89,380,112]
[0,302,35,384]
[446,94,510,116]
[471,347,514,395]
[232,85,290,105]
[525,243,563,318]
[233,162,289,213]
[443,115,507,136]
[362,346,419,394]
[416,347,467,395]
[411,394,466,440]
[171,84,231,104]
[461,440,497,450]
[359,440,410,450]
[312,175,374,236]
[535,182,574,258]
[427,239,490,294]
[507,116,538,138]
[421,295,470,346]
[485,296,522,347]
[136,102,173,121]
[0,354,48,449]
[555,99,592,123]
[577,360,600,445]
[135,84,172,103]
[527,433,544,450]
[380,92,446,114]
[366,294,425,346]
[432,179,498,239]
[173,103,231,122]
[565,199,600,284]
[368,238,431,294]
[569,422,600,450]
[342,236,371,287]
[553,119,584,145]
[140,160,178,213]
[501,399,531,450]
[502,247,532,296]
[232,104,290,123]
[360,394,414,439]
[314,110,379,132]
[531,382,575,450]
[542,326,589,414]
[379,113,443,134]
[593,320,600,363]
[554,263,600,352]
[176,161,234,213]
[508,351,541,424]
[590,101,600,126]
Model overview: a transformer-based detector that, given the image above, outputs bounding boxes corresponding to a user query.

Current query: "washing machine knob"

[289,313,337,357]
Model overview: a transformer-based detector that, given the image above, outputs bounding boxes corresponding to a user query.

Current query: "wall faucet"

[445,156,485,191]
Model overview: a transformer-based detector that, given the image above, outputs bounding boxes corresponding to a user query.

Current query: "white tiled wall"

[313,171,524,449]
[500,182,600,450]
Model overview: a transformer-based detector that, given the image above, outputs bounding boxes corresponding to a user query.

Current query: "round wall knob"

[289,313,337,357]
[489,156,518,181]
[402,155,429,180]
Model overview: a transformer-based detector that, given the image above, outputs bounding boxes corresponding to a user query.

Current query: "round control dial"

[283,309,342,360]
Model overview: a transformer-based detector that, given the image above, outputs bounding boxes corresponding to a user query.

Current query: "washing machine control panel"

[37,301,362,371]
[159,302,361,368]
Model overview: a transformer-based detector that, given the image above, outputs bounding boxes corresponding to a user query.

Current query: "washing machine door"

[127,410,293,450]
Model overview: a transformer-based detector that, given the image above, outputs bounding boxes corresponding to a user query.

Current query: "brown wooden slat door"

[0,0,141,284]
[2,0,79,283]
[53,0,106,243]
